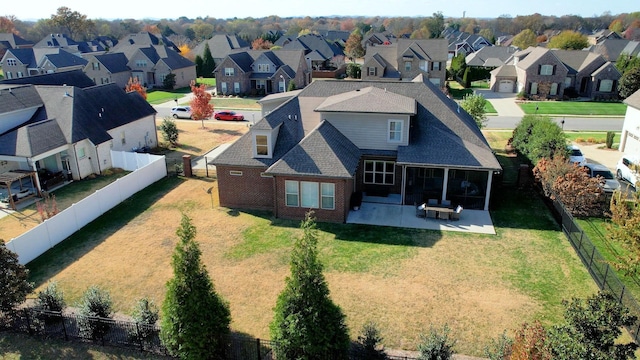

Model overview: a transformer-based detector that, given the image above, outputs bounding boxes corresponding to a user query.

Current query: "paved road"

[486,115,624,131]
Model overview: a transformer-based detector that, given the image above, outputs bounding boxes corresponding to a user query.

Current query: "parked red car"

[214,111,244,121]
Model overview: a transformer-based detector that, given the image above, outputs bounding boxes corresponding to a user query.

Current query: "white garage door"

[624,131,640,155]
[498,80,513,93]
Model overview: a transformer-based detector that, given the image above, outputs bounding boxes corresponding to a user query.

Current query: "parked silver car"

[582,163,620,193]
[170,106,192,119]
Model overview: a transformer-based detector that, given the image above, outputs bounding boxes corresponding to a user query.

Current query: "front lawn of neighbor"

[565,131,621,146]
[210,96,261,110]
[146,87,192,104]
[520,101,627,116]
[5,128,595,357]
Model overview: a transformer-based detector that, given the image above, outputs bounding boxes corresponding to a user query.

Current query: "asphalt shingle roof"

[0,69,96,88]
[41,51,88,68]
[92,53,130,73]
[624,89,640,110]
[315,86,416,115]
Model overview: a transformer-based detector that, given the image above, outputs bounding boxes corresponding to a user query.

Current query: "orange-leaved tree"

[189,80,213,128]
[125,77,147,100]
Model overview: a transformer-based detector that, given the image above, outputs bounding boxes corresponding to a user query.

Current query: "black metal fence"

[2,307,418,360]
[549,197,640,342]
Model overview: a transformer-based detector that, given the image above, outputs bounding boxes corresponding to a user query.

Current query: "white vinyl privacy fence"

[6,151,167,264]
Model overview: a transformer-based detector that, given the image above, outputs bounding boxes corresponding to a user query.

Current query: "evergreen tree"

[201,43,216,77]
[270,212,350,359]
[194,55,204,77]
[160,214,231,360]
[0,242,32,313]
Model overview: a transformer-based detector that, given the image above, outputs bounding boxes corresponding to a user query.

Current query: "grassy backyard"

[520,101,627,116]
[0,123,601,357]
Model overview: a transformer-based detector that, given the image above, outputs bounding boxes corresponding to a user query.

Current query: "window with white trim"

[364,160,395,185]
[255,135,268,156]
[7,58,17,66]
[234,82,240,93]
[257,63,270,72]
[5,71,11,79]
[368,67,377,76]
[301,181,319,208]
[321,183,335,210]
[404,61,411,71]
[101,77,109,84]
[224,67,235,76]
[135,59,147,67]
[540,64,553,75]
[256,80,266,89]
[388,120,403,142]
[221,82,227,94]
[530,82,538,95]
[432,62,440,71]
[550,82,558,96]
[419,60,427,71]
[78,147,86,159]
[92,62,100,70]
[285,180,299,206]
[599,79,613,92]
[17,71,23,78]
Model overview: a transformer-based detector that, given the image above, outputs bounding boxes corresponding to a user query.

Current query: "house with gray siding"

[212,76,501,224]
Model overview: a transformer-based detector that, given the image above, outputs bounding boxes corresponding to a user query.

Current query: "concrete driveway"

[573,142,621,171]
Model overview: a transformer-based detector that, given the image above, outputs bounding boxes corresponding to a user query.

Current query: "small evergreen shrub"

[606,131,615,149]
[36,281,65,312]
[417,324,456,360]
[77,286,113,340]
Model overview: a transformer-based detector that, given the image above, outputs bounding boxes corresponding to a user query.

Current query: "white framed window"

[257,63,270,72]
[530,82,538,95]
[321,183,335,210]
[5,71,11,79]
[301,181,319,208]
[599,79,613,92]
[255,135,268,156]
[404,61,411,71]
[230,170,243,176]
[279,79,285,92]
[234,82,240,93]
[368,67,377,76]
[564,77,572,88]
[540,64,553,75]
[92,62,100,70]
[135,59,147,67]
[285,180,299,207]
[388,120,403,142]
[78,147,86,159]
[256,80,266,89]
[429,78,441,86]
[419,60,427,71]
[221,82,227,94]
[432,62,440,71]
[224,67,235,76]
[364,160,395,185]
[17,71,23,78]
[550,83,558,96]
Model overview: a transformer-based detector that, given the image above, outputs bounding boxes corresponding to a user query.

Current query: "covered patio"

[346,196,496,235]
[0,170,39,210]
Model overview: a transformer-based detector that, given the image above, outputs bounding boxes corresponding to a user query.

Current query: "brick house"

[212,76,501,223]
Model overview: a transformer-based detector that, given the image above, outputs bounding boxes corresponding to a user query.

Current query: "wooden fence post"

[60,312,68,340]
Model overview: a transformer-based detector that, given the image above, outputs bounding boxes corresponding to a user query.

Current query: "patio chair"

[441,199,451,207]
[451,205,463,221]
[438,210,450,220]
[427,198,439,206]
[425,198,439,218]
[415,202,426,218]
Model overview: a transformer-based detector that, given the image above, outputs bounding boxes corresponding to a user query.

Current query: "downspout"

[95,145,101,175]
[272,174,278,218]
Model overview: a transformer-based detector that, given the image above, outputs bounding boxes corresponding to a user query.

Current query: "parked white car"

[567,145,586,166]
[616,155,640,189]
[170,106,192,119]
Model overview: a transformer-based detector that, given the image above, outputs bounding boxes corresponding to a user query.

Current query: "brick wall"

[274,176,353,223]
[216,166,274,211]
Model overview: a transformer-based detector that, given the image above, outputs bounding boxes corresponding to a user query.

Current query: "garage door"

[498,80,513,92]
[624,131,640,155]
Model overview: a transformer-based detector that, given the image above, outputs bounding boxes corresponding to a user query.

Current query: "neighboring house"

[276,33,345,74]
[212,76,501,224]
[111,32,179,53]
[0,69,95,88]
[362,32,395,48]
[620,89,640,155]
[465,46,518,68]
[214,49,309,96]
[588,38,640,62]
[191,34,250,66]
[33,33,106,55]
[82,53,131,88]
[444,30,493,59]
[0,82,157,204]
[38,49,88,74]
[319,30,351,46]
[0,47,85,79]
[118,45,196,88]
[0,33,33,60]
[361,39,448,87]
[489,46,620,99]
[588,29,623,45]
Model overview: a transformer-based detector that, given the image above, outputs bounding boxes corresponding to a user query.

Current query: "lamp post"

[279,75,285,92]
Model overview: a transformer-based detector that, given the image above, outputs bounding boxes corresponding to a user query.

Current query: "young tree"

[347,63,361,79]
[125,77,147,100]
[160,117,179,146]
[547,292,638,360]
[417,324,456,360]
[618,66,640,99]
[509,321,552,360]
[354,321,387,360]
[160,214,231,360]
[460,93,488,129]
[194,55,204,77]
[511,115,566,164]
[201,43,216,77]
[547,30,589,50]
[512,29,538,49]
[345,29,365,61]
[0,242,32,313]
[608,190,640,275]
[270,212,350,359]
[162,73,176,90]
[189,81,214,128]
[251,37,273,50]
[450,53,467,80]
[36,281,66,312]
[132,297,160,343]
[77,285,113,340]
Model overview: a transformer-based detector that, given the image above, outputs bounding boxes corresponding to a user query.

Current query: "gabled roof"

[592,62,620,77]
[112,32,178,52]
[515,47,565,71]
[218,49,305,76]
[40,50,88,68]
[590,39,640,61]
[34,34,79,49]
[0,33,33,48]
[0,118,67,158]
[157,46,195,70]
[281,34,344,60]
[0,69,96,88]
[624,89,640,110]
[551,49,602,74]
[90,53,130,73]
[266,120,361,178]
[364,39,448,74]
[466,46,517,67]
[0,85,42,114]
[490,64,517,77]
[3,48,36,67]
[192,34,250,60]
[315,87,416,115]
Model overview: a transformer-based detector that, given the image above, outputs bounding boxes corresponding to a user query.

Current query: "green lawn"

[565,131,621,145]
[448,80,488,99]
[519,101,627,116]
[146,87,192,104]
[210,97,261,110]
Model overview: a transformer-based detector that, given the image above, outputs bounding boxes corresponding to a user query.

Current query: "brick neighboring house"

[0,33,33,61]
[443,30,493,59]
[489,46,621,99]
[118,44,196,89]
[82,52,131,88]
[212,76,501,224]
[275,33,345,77]
[191,34,250,66]
[214,49,309,96]
[1,47,87,79]
[361,39,448,87]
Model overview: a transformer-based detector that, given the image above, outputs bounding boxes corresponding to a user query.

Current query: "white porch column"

[484,170,494,211]
[442,168,449,201]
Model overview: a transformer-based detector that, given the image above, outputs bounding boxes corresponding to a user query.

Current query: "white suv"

[616,155,640,189]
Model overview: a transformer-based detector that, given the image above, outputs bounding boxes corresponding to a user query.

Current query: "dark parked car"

[214,111,244,121]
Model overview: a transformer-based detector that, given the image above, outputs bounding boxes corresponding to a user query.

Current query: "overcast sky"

[7,0,635,21]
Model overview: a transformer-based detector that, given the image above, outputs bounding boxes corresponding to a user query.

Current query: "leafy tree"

[450,53,467,80]
[345,29,365,61]
[160,214,231,359]
[460,93,488,129]
[547,292,638,360]
[160,117,179,146]
[162,73,176,90]
[50,6,94,40]
[251,37,273,49]
[0,16,18,34]
[347,63,361,79]
[189,81,214,128]
[511,115,566,164]
[77,285,113,340]
[201,43,216,77]
[194,55,204,77]
[36,281,66,312]
[417,324,456,360]
[618,66,640,99]
[0,242,32,313]
[424,12,445,38]
[615,53,640,75]
[125,77,147,100]
[354,321,387,360]
[177,44,190,58]
[512,29,538,49]
[270,212,350,360]
[509,321,552,360]
[547,30,589,50]
[609,19,624,33]
[479,28,495,44]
